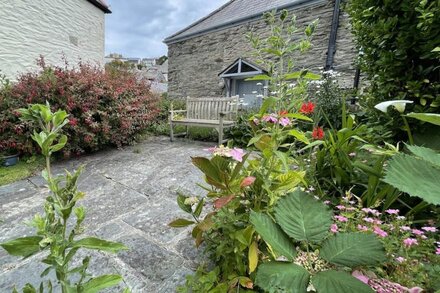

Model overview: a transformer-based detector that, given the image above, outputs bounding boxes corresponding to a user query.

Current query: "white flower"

[256,82,263,86]
[374,100,413,113]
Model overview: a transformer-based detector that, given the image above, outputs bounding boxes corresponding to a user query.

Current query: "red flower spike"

[300,102,315,115]
[312,126,324,140]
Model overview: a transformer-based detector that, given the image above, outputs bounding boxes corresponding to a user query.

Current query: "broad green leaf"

[288,129,310,144]
[259,97,277,115]
[312,270,373,293]
[274,189,333,243]
[177,193,192,213]
[193,198,205,217]
[286,113,313,122]
[71,237,128,253]
[22,283,37,293]
[274,171,305,192]
[255,262,310,293]
[320,233,386,267]
[0,236,43,257]
[299,140,325,152]
[407,112,440,126]
[191,157,222,184]
[384,153,440,205]
[406,144,440,166]
[81,274,123,293]
[250,211,296,260]
[248,241,259,273]
[168,218,195,228]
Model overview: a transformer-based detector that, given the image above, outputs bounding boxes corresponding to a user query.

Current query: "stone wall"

[167,0,358,99]
[0,0,105,80]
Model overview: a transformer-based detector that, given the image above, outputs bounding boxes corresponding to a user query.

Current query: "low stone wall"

[167,0,358,99]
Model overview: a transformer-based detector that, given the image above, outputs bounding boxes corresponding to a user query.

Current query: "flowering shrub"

[329,193,440,291]
[0,57,159,156]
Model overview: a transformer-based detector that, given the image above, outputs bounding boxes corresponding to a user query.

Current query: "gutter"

[324,0,341,70]
[164,0,326,45]
[87,0,112,13]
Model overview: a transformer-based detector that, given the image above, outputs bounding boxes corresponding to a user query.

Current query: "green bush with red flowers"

[0,58,159,157]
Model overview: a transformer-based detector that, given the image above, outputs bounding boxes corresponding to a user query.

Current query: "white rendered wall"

[0,0,105,80]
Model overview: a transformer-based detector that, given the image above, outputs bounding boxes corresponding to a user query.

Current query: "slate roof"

[164,0,321,44]
[87,0,111,13]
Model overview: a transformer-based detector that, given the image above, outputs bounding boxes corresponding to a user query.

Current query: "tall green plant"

[1,103,128,293]
[171,10,321,292]
[250,189,386,293]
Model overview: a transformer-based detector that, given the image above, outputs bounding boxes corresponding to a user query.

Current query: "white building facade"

[0,0,111,80]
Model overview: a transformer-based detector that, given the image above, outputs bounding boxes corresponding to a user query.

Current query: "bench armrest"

[219,111,234,117]
[169,109,187,113]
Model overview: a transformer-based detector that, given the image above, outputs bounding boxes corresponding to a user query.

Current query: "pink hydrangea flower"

[334,215,348,222]
[278,117,291,127]
[412,229,424,236]
[403,238,418,247]
[357,225,369,232]
[262,114,278,123]
[230,148,245,162]
[422,226,437,232]
[385,209,399,215]
[330,224,339,233]
[373,226,388,238]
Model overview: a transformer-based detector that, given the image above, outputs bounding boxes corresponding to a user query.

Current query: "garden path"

[0,136,211,292]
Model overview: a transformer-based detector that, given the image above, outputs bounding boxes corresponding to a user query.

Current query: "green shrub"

[0,58,159,157]
[347,0,440,139]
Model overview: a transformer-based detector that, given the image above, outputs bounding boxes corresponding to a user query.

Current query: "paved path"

[0,137,213,292]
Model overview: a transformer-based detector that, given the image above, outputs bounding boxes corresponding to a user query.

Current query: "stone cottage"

[0,0,111,80]
[164,0,357,105]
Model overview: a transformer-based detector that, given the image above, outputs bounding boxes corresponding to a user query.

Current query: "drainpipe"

[325,0,341,71]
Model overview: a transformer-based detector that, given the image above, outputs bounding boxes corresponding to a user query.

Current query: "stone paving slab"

[0,136,214,292]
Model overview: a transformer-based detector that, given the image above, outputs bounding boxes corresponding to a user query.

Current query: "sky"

[105,0,229,58]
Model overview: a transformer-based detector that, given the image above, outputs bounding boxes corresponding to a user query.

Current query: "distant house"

[0,0,111,80]
[165,0,357,105]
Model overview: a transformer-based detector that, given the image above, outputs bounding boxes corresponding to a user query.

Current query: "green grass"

[0,156,45,186]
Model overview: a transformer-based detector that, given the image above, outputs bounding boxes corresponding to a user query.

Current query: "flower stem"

[401,115,414,145]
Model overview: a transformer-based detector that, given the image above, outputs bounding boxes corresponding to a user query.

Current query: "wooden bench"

[169,96,239,145]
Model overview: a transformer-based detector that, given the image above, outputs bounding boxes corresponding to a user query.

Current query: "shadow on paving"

[0,136,214,292]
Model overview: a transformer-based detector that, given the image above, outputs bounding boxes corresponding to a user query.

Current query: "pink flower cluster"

[255,113,292,127]
[206,145,245,162]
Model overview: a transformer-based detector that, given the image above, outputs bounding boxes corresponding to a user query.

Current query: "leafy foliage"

[0,57,159,157]
[251,189,385,292]
[274,189,333,243]
[347,0,440,139]
[384,145,440,205]
[0,103,128,292]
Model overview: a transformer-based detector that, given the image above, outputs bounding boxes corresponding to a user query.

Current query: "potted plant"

[0,141,19,166]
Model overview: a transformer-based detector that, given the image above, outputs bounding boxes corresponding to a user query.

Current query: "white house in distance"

[0,0,111,80]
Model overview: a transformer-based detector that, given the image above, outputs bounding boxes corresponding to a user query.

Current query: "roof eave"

[87,0,112,13]
[164,0,326,45]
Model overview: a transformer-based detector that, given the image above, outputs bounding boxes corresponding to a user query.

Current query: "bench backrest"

[186,96,239,120]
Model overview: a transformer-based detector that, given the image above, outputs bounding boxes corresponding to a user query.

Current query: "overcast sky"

[105,0,229,58]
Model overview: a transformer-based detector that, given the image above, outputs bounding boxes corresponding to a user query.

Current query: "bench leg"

[185,126,189,138]
[218,119,224,146]
[170,121,174,142]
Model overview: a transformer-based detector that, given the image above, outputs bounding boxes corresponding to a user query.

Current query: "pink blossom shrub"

[0,58,159,156]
